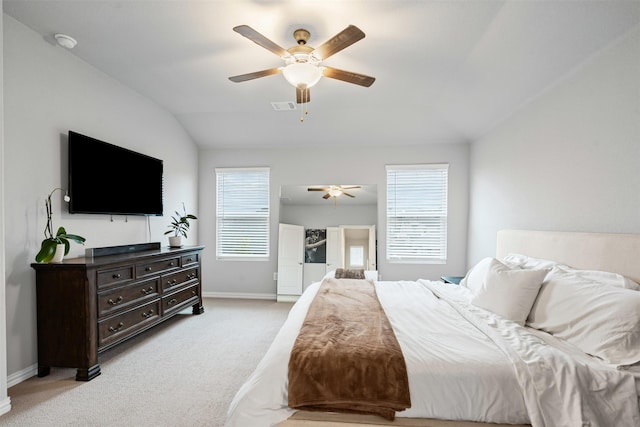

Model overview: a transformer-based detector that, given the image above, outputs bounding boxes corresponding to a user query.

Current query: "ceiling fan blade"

[308,188,328,191]
[323,193,332,199]
[323,67,375,87]
[233,25,289,57]
[296,87,311,104]
[314,25,365,60]
[340,186,361,190]
[342,192,356,198]
[229,68,282,83]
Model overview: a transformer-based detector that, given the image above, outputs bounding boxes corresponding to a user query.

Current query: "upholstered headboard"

[496,229,640,283]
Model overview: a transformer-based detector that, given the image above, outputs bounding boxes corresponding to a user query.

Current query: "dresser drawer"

[96,265,134,289]
[163,285,199,315]
[181,252,199,267]
[135,256,180,279]
[98,300,161,349]
[162,267,199,293]
[97,278,161,318]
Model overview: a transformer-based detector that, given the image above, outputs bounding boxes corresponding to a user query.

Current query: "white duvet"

[225,280,640,427]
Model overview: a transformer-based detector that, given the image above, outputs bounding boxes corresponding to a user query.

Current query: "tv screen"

[68,131,163,216]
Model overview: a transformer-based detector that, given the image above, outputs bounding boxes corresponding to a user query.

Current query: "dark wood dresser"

[31,245,204,381]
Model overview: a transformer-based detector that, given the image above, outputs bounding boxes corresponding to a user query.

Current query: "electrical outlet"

[273,272,278,281]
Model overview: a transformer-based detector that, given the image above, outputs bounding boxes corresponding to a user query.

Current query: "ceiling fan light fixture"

[328,187,343,197]
[282,63,323,89]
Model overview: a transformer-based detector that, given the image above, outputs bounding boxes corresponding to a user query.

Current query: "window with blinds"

[216,167,270,259]
[386,164,448,264]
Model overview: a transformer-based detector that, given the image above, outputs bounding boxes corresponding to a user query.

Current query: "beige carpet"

[1,298,293,427]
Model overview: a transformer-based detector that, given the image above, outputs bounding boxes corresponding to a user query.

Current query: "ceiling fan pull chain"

[301,90,309,122]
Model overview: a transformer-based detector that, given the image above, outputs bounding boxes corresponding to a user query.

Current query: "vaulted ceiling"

[4,0,640,149]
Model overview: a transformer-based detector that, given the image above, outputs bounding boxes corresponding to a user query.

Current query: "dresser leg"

[192,302,204,315]
[37,366,50,377]
[76,364,101,381]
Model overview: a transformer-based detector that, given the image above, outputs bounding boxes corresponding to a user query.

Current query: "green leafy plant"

[164,202,197,238]
[35,188,86,263]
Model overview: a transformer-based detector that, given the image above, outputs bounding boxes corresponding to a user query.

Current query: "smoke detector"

[54,34,77,49]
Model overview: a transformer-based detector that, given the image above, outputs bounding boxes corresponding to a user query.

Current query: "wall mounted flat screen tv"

[68,131,163,216]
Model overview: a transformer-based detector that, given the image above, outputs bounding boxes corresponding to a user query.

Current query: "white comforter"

[225,280,640,427]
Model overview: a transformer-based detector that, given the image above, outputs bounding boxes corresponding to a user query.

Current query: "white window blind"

[216,167,270,259]
[386,164,448,263]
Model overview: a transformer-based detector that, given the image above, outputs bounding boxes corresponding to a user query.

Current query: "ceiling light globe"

[282,63,322,89]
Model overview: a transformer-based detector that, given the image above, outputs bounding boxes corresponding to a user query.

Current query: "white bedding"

[225,279,640,427]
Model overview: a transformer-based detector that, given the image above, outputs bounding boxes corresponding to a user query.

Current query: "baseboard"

[276,295,300,303]
[7,364,36,388]
[0,396,11,416]
[203,291,276,300]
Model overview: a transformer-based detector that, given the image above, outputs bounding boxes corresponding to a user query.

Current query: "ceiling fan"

[308,185,361,200]
[228,25,375,105]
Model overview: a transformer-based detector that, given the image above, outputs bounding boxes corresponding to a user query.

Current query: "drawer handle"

[186,257,193,262]
[108,296,124,305]
[141,309,155,319]
[187,273,197,280]
[140,287,154,295]
[112,273,121,279]
[192,290,196,296]
[167,298,178,306]
[167,279,178,286]
[169,261,176,266]
[108,322,125,333]
[145,267,152,272]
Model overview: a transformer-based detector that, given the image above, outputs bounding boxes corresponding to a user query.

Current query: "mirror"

[279,184,377,206]
[279,184,377,225]
[279,184,378,289]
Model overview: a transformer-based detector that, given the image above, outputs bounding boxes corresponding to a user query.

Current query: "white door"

[325,226,344,273]
[277,224,304,301]
[368,225,377,270]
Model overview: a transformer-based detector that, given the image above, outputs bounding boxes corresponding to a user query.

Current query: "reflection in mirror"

[279,184,377,207]
[279,184,377,225]
[279,184,378,289]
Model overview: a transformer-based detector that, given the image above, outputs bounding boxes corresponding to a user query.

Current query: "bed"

[225,230,640,427]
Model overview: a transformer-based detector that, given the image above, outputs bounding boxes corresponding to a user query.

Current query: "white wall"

[199,143,469,297]
[3,15,199,381]
[0,1,13,416]
[468,25,640,265]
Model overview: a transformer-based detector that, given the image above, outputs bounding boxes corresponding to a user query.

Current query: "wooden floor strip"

[278,411,532,427]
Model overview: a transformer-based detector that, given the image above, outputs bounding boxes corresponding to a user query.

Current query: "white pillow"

[502,253,562,270]
[527,267,640,366]
[460,257,493,292]
[559,267,640,290]
[470,259,549,325]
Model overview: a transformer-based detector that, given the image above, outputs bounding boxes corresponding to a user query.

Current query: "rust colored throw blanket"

[288,278,411,420]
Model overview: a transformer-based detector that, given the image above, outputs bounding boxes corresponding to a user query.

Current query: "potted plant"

[35,188,86,263]
[164,203,197,248]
